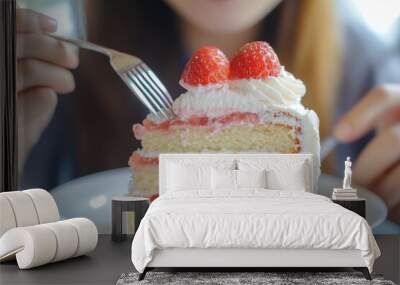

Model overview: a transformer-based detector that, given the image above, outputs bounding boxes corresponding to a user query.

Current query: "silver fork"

[49,34,175,121]
[320,136,339,161]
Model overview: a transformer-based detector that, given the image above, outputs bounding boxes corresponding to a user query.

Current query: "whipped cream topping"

[173,67,306,119]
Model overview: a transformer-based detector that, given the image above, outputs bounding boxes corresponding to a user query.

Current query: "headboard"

[159,153,316,195]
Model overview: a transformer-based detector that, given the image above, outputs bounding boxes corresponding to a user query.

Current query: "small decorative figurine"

[343,156,352,190]
[332,156,358,200]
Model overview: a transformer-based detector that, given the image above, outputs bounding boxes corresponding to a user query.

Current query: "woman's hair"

[277,0,340,138]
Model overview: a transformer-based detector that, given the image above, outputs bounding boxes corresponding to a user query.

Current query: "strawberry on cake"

[129,41,320,197]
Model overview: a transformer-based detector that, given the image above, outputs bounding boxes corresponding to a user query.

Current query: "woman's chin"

[167,0,282,35]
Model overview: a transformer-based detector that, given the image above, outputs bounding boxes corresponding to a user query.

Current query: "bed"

[131,153,380,280]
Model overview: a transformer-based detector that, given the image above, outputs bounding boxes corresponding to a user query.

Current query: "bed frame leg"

[354,267,371,280]
[362,268,372,280]
[138,268,148,281]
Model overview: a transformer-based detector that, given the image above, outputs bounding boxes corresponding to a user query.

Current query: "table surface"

[1,235,398,285]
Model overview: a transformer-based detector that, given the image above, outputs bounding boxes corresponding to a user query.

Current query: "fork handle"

[48,34,113,57]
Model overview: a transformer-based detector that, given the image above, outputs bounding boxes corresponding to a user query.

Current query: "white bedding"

[131,190,380,273]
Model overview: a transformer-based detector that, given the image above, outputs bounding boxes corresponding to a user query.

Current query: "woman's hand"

[17,9,79,167]
[334,84,400,223]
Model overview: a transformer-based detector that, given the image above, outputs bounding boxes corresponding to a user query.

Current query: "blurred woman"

[17,0,400,222]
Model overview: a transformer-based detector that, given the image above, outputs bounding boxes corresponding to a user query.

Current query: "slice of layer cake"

[129,42,320,197]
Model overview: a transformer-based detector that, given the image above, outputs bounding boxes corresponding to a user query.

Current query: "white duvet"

[131,190,380,273]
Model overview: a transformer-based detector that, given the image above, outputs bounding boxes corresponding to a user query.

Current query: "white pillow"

[267,162,308,191]
[236,169,267,189]
[237,159,309,191]
[211,168,237,190]
[167,163,211,191]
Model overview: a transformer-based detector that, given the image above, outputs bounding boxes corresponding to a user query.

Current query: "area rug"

[116,271,395,285]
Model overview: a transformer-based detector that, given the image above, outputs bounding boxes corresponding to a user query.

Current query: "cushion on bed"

[236,169,267,189]
[211,168,236,190]
[266,161,308,191]
[159,154,315,194]
[166,163,212,192]
[211,169,268,191]
[238,159,309,191]
[161,155,312,194]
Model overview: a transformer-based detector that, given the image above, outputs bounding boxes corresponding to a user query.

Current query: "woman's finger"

[17,34,79,69]
[17,59,75,94]
[334,84,400,143]
[353,124,400,186]
[374,163,400,209]
[17,9,57,33]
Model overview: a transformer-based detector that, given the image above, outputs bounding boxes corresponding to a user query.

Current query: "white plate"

[51,168,131,234]
[51,168,387,234]
[317,174,387,228]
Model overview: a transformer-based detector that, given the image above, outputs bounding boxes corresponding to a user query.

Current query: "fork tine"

[126,71,163,115]
[148,70,174,105]
[131,66,172,113]
[136,63,174,107]
[128,70,170,119]
[135,65,172,109]
[126,71,170,119]
[135,65,175,118]
[121,72,161,119]
[126,72,174,120]
[138,63,174,105]
[120,73,154,112]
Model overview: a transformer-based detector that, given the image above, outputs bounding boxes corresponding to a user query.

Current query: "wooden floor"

[374,235,400,283]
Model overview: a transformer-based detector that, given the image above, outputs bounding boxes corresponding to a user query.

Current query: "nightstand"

[112,196,149,242]
[332,198,366,218]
